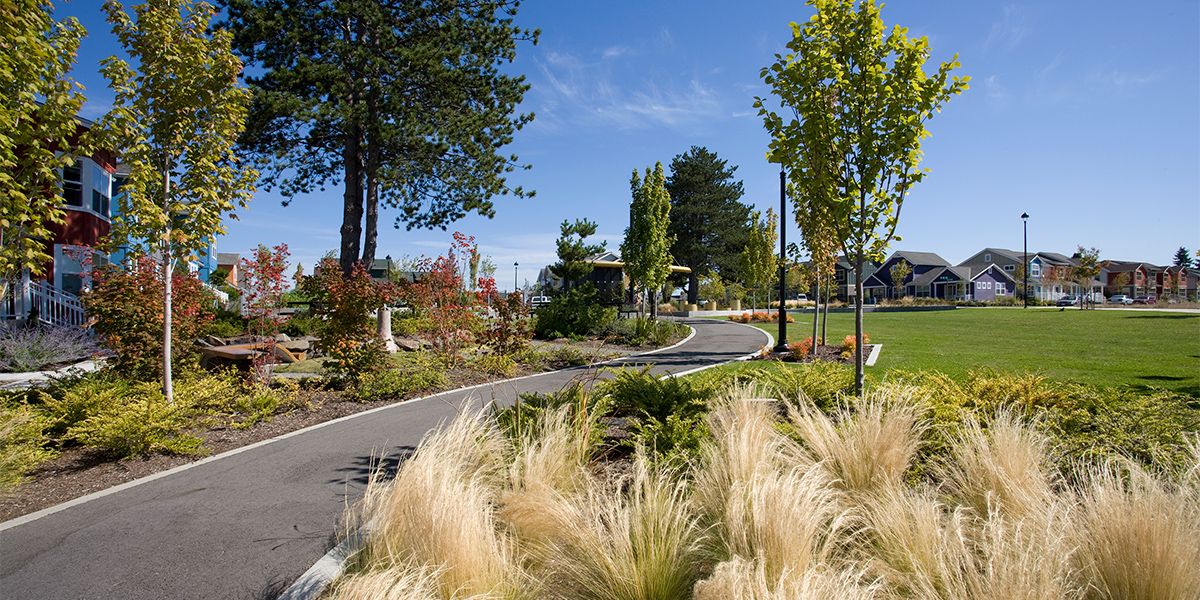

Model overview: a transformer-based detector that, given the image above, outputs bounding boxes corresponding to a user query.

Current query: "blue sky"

[58,1,1199,290]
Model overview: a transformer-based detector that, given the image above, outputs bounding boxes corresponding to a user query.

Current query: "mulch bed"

[0,338,657,523]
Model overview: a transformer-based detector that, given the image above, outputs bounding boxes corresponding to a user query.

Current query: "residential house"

[2,115,115,326]
[831,256,881,300]
[1103,261,1154,297]
[215,253,241,286]
[861,251,951,299]
[538,251,691,305]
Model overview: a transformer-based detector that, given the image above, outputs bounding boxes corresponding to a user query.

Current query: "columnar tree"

[622,162,674,318]
[93,0,257,402]
[220,0,538,277]
[0,0,87,285]
[741,208,778,310]
[756,0,967,394]
[663,146,751,304]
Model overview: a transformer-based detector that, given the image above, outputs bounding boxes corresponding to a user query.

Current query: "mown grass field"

[739,307,1200,398]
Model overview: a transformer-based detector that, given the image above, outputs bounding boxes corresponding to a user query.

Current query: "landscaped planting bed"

[323,364,1200,600]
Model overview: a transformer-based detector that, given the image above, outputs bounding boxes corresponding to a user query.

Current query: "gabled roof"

[889,250,950,267]
[587,251,621,262]
[1037,252,1077,266]
[1104,261,1148,273]
[960,248,1021,266]
[970,264,1016,283]
[216,252,240,265]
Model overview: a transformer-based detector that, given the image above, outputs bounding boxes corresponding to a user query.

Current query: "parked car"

[1056,295,1081,307]
[1132,295,1156,304]
[795,294,808,302]
[1109,294,1134,305]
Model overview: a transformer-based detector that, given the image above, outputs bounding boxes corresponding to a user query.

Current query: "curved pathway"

[0,318,768,600]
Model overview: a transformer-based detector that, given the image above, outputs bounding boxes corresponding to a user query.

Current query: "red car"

[1132,295,1156,304]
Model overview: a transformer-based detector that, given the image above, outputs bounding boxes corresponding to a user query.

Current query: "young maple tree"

[756,0,967,394]
[90,0,256,401]
[241,243,290,384]
[398,232,489,363]
[302,258,398,377]
[84,255,212,380]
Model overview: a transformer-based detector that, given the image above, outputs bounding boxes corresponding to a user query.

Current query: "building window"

[996,282,1006,295]
[1030,263,1041,277]
[63,160,83,207]
[1003,264,1015,271]
[91,166,111,217]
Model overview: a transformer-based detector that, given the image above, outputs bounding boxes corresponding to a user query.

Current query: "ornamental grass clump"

[330,378,1197,600]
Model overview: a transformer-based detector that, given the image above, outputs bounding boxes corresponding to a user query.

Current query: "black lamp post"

[514,262,519,296]
[774,163,789,352]
[1022,212,1029,308]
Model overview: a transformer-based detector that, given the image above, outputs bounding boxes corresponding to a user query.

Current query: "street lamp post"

[1022,213,1029,309]
[514,262,519,296]
[774,163,789,352]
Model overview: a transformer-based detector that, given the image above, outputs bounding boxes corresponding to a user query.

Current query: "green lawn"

[739,307,1200,397]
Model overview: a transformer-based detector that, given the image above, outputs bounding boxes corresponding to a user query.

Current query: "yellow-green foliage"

[694,361,854,411]
[883,369,1200,475]
[352,359,446,403]
[69,380,203,457]
[0,404,56,489]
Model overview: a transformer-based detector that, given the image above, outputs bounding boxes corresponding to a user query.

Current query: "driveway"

[0,318,768,600]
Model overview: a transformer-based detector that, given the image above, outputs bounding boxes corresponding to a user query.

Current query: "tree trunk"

[854,251,865,397]
[362,141,379,268]
[821,276,829,343]
[688,270,699,305]
[361,87,380,268]
[339,125,364,278]
[810,272,819,358]
[161,163,173,403]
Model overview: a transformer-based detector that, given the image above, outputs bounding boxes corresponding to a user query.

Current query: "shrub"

[302,258,399,378]
[0,323,100,373]
[482,292,532,356]
[534,284,616,339]
[602,366,711,423]
[351,355,446,402]
[890,369,1200,475]
[84,255,212,379]
[472,352,518,378]
[69,381,203,457]
[0,404,56,489]
[788,336,822,360]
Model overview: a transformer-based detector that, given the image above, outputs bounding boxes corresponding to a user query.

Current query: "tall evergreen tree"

[663,146,751,304]
[219,0,537,276]
[1173,246,1192,268]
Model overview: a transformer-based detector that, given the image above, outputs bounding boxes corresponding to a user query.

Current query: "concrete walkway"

[0,318,769,600]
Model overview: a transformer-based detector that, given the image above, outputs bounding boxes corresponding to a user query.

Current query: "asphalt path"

[0,318,769,600]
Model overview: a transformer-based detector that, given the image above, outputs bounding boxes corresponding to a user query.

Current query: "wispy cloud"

[983,5,1033,52]
[983,75,1011,108]
[601,45,631,59]
[527,50,725,132]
